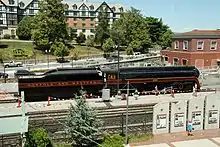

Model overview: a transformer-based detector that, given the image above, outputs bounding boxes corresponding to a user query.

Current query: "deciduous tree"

[51,40,69,58]
[16,16,33,40]
[102,38,115,53]
[95,7,110,46]
[32,0,69,51]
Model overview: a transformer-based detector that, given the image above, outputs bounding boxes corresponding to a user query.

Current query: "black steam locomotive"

[18,66,200,102]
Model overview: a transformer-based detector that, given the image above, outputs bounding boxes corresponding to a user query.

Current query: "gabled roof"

[64,0,123,13]
[1,0,18,6]
[1,0,33,8]
[173,30,220,39]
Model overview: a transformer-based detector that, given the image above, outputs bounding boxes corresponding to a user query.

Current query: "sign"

[156,114,167,129]
[208,110,218,124]
[0,116,28,135]
[192,111,201,125]
[174,113,184,127]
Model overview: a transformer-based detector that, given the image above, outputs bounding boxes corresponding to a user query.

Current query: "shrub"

[3,34,11,39]
[100,134,124,147]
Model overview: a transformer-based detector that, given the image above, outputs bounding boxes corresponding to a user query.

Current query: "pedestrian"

[187,120,193,136]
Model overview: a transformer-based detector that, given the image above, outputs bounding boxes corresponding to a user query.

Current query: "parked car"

[14,70,35,78]
[0,72,8,78]
[56,58,70,63]
[4,61,23,68]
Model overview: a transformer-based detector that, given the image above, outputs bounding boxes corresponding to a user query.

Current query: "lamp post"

[45,49,50,68]
[3,64,6,83]
[114,45,120,93]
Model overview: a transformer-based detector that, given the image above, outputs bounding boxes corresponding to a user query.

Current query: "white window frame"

[183,40,188,50]
[174,41,179,49]
[182,58,188,65]
[173,57,179,65]
[197,40,204,50]
[210,40,217,50]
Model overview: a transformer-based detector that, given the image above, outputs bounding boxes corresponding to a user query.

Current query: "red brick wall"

[172,39,192,52]
[191,39,220,52]
[161,50,220,69]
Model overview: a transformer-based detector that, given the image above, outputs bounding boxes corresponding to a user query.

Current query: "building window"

[173,58,179,66]
[82,18,86,21]
[9,0,15,5]
[90,5,94,10]
[112,6,116,12]
[90,23,94,27]
[0,20,3,24]
[164,56,168,62]
[9,7,14,12]
[19,2,25,7]
[183,40,188,50]
[74,23,77,27]
[82,29,86,33]
[74,18,77,21]
[0,13,2,18]
[82,6,86,10]
[90,12,95,16]
[174,41,179,49]
[82,11,86,16]
[65,11,69,15]
[90,29,94,33]
[90,18,95,21]
[73,12,77,16]
[29,9,34,14]
[82,23,85,27]
[197,40,204,50]
[73,4,77,9]
[210,40,217,50]
[182,59,187,65]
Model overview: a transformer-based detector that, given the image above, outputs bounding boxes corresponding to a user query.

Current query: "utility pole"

[125,81,129,145]
[117,45,120,93]
[21,91,26,147]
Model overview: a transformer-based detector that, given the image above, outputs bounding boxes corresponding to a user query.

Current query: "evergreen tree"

[65,90,101,147]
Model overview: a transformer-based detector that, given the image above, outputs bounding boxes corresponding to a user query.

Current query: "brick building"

[0,0,123,38]
[160,30,220,69]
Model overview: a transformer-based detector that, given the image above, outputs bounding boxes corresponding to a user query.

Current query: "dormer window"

[9,0,15,5]
[19,1,25,7]
[112,6,116,12]
[82,6,86,10]
[119,7,124,12]
[90,5,94,10]
[64,4,69,10]
[72,4,77,9]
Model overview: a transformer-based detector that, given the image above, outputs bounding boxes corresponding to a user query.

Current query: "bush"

[100,134,124,147]
[11,35,16,39]
[3,34,11,39]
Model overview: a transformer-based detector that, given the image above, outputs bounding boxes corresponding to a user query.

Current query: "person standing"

[187,120,193,136]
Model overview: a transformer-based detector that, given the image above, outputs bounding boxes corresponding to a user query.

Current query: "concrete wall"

[188,96,205,131]
[204,94,220,130]
[153,102,170,134]
[170,100,187,133]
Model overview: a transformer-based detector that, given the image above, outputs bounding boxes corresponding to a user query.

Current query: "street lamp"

[114,45,120,93]
[45,49,50,68]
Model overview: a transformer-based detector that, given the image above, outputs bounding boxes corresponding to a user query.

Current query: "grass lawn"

[0,40,103,61]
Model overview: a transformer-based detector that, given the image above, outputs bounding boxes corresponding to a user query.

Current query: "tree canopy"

[16,16,33,40]
[32,0,69,51]
[95,7,110,46]
[102,38,115,53]
[65,90,101,146]
[110,7,173,53]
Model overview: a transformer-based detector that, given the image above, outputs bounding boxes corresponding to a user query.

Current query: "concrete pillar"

[170,100,187,133]
[153,102,170,134]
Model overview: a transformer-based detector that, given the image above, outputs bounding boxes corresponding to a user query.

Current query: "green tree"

[16,16,33,40]
[32,0,69,51]
[70,28,77,40]
[159,29,173,48]
[111,7,152,53]
[95,7,110,46]
[65,90,101,147]
[25,128,53,147]
[102,38,115,53]
[145,17,173,48]
[52,40,69,59]
[85,36,95,47]
[76,32,86,45]
[126,45,134,55]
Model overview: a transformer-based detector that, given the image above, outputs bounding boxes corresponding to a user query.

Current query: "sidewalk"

[131,129,220,147]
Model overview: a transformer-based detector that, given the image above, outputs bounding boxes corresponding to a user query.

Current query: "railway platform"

[0,91,216,115]
[131,129,220,147]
